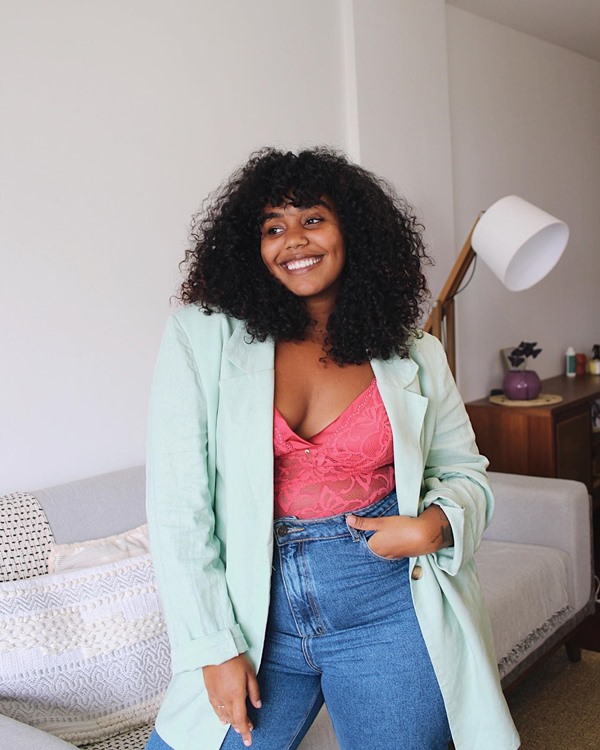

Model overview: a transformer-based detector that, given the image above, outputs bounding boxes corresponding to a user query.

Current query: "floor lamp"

[424,195,570,377]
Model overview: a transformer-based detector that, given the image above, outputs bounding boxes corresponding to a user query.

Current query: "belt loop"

[345,516,361,541]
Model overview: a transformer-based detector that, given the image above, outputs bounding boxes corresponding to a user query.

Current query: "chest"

[273,340,374,440]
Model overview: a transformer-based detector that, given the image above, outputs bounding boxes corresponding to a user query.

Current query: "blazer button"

[276,525,289,537]
[411,564,423,580]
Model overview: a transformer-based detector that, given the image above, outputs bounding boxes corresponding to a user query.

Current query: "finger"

[231,704,253,747]
[232,721,254,740]
[247,672,262,709]
[346,514,384,531]
[367,535,398,559]
[212,702,229,725]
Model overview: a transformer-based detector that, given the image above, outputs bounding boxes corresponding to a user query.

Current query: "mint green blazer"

[146,305,519,750]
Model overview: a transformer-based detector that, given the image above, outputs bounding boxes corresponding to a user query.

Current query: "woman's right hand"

[203,654,262,747]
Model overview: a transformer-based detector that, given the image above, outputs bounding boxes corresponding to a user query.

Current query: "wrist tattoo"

[429,505,454,549]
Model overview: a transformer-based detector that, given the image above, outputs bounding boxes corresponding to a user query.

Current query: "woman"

[145,148,520,750]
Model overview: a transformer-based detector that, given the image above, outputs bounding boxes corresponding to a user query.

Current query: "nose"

[285,224,308,250]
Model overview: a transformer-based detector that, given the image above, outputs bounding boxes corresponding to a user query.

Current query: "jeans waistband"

[273,489,398,545]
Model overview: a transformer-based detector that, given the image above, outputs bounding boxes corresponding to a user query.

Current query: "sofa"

[0,467,594,750]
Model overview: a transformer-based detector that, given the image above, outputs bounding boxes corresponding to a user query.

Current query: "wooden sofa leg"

[565,640,581,662]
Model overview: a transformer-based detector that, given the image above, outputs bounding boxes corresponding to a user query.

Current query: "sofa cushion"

[476,539,571,677]
[0,553,169,746]
[0,714,78,749]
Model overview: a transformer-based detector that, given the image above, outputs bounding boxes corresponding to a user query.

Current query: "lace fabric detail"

[274,379,395,518]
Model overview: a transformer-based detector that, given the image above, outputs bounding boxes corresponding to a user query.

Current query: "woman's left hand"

[346,504,453,559]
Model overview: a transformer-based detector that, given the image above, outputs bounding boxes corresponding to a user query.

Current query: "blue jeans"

[146,491,450,750]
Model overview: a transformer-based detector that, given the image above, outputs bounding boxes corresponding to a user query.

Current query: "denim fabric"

[145,729,172,749]
[147,491,450,750]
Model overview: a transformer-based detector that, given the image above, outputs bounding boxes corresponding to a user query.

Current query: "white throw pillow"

[0,553,170,745]
[48,524,150,573]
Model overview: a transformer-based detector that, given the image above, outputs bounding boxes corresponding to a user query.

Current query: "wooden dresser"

[466,374,600,507]
[466,373,600,650]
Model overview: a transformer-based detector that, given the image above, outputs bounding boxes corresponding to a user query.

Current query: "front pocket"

[359,530,406,563]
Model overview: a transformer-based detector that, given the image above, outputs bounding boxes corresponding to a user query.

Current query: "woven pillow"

[0,492,54,582]
[0,553,170,746]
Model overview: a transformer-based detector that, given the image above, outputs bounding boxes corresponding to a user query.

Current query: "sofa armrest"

[484,471,593,613]
[0,715,78,749]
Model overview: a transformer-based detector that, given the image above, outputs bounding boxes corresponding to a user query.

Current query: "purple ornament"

[503,370,542,400]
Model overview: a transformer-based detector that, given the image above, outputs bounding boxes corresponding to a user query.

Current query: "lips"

[281,256,323,271]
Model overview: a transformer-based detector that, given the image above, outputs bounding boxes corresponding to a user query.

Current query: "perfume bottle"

[590,345,600,375]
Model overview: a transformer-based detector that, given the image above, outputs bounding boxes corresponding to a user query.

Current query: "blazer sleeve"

[146,314,248,674]
[419,336,494,576]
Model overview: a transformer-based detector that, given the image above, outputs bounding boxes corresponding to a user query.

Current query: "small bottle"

[566,346,576,377]
[590,345,600,375]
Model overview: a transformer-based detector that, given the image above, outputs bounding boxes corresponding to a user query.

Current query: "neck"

[303,303,333,345]
[305,323,328,346]
[304,294,335,328]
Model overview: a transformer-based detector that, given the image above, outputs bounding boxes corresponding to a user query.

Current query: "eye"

[263,225,283,237]
[305,215,323,226]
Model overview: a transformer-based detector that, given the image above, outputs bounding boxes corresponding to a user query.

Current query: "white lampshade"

[471,195,569,291]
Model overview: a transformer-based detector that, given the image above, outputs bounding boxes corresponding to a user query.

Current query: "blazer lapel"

[372,357,428,516]
[219,322,275,512]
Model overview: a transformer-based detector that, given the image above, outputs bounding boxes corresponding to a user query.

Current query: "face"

[260,198,346,310]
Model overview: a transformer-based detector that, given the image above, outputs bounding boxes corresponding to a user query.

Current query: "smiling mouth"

[282,256,323,271]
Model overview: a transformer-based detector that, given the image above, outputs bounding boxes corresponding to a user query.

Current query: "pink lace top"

[273,379,395,519]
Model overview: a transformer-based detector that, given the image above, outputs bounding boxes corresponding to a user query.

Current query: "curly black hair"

[180,146,431,364]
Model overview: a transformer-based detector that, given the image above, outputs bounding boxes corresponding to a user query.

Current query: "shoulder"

[409,331,446,367]
[169,305,239,345]
[159,307,248,389]
[159,307,243,379]
[408,331,454,398]
[373,332,447,378]
[373,332,450,394]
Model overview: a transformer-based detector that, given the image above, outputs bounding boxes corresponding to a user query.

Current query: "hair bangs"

[260,152,335,211]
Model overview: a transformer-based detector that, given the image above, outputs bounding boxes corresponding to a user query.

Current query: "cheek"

[260,244,277,274]
[331,229,346,257]
[259,243,270,267]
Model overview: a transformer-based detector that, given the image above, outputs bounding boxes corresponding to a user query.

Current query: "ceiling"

[446,0,600,62]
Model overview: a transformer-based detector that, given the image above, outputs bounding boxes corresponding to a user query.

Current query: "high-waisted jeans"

[146,490,450,750]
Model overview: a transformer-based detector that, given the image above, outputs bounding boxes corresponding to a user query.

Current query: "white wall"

[446,7,600,401]
[0,0,348,493]
[352,0,456,300]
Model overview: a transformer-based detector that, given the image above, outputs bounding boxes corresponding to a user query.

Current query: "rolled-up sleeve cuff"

[171,624,249,673]
[427,501,465,576]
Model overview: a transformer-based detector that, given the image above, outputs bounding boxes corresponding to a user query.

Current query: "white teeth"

[284,257,322,271]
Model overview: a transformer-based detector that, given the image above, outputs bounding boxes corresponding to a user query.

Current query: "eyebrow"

[261,210,284,222]
[260,199,332,224]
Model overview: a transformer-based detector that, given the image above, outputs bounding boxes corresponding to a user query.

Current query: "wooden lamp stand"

[423,221,478,378]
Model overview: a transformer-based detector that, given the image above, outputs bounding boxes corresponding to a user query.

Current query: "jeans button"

[277,525,289,537]
[411,564,423,580]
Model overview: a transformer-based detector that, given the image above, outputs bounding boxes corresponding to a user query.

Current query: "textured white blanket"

[0,554,170,745]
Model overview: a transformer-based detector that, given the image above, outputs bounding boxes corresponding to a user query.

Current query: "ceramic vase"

[503,370,542,400]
